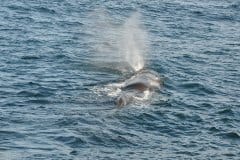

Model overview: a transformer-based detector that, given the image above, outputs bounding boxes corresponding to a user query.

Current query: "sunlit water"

[0,0,240,159]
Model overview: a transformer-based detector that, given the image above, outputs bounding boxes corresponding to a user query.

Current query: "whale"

[115,69,162,107]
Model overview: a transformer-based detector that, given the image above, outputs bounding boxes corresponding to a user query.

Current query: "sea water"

[0,0,240,159]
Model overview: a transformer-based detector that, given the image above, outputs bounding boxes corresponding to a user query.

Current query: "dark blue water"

[1,0,240,159]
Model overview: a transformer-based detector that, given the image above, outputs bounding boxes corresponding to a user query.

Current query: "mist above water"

[121,12,148,71]
[88,10,149,72]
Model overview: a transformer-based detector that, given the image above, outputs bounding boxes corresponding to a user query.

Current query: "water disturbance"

[0,0,240,159]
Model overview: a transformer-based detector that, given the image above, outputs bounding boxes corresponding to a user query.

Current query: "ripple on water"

[54,135,86,148]
[179,82,216,95]
[7,4,31,12]
[217,131,240,142]
[1,0,240,159]
[0,130,26,140]
[21,55,41,60]
[217,108,235,116]
[33,6,56,14]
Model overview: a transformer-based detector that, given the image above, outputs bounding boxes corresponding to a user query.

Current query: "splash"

[87,9,149,72]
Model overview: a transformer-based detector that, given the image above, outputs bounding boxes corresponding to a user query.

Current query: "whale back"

[122,69,161,91]
[116,69,162,107]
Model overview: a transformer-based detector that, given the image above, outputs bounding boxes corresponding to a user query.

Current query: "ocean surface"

[1,0,240,159]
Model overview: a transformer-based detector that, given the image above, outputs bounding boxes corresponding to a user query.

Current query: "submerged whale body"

[116,69,162,107]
